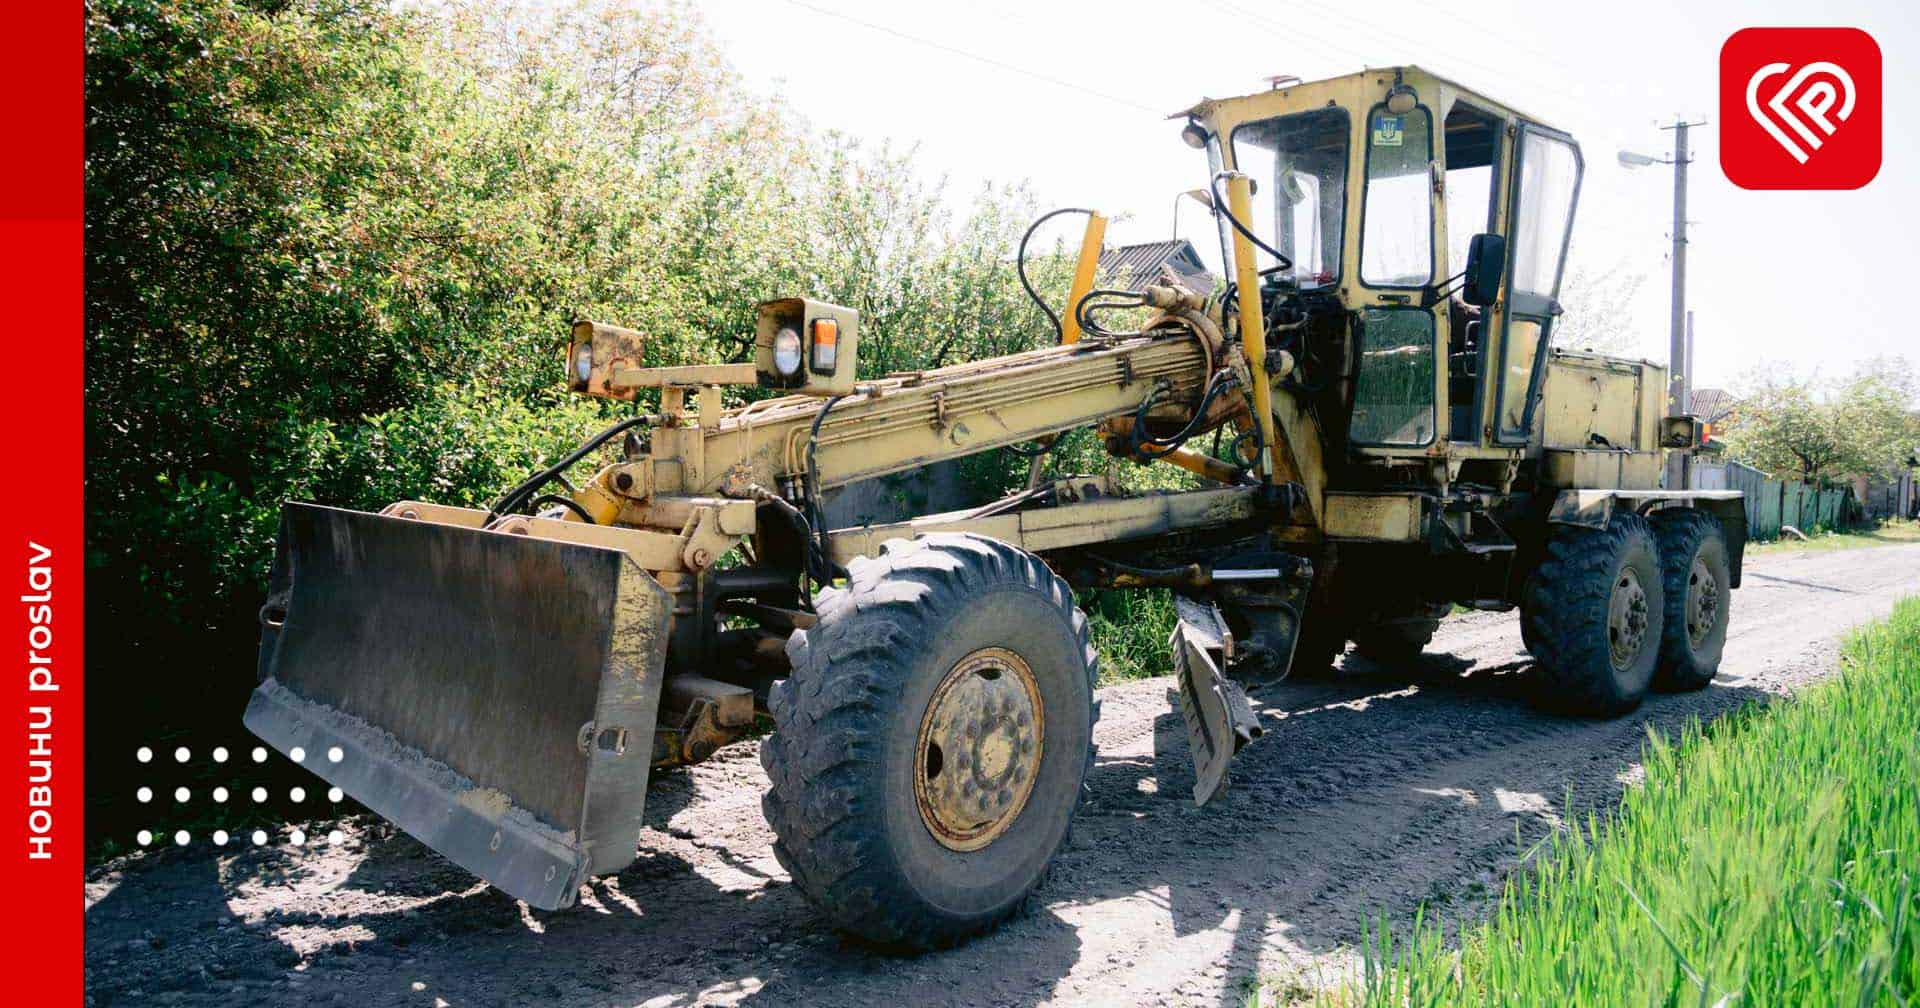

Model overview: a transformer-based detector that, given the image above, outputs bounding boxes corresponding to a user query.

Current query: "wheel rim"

[1606,567,1651,671]
[914,647,1045,852]
[1685,557,1720,649]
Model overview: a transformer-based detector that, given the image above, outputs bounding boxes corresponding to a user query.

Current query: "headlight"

[573,343,594,384]
[773,327,803,376]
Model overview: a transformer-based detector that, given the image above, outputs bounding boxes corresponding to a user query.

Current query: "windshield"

[1229,108,1349,287]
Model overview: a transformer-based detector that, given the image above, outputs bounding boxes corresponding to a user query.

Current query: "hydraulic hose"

[487,413,657,523]
[1017,207,1095,343]
[527,493,597,523]
[1209,171,1292,272]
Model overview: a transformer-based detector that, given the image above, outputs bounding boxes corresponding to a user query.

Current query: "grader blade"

[1172,596,1262,805]
[244,503,671,910]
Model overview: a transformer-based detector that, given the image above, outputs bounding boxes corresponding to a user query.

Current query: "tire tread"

[760,534,1098,949]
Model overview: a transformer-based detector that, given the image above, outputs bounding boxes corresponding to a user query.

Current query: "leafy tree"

[1552,261,1648,357]
[1722,357,1920,479]
[83,0,1088,770]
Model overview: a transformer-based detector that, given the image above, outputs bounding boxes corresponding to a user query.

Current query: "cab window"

[1360,105,1434,287]
[1230,108,1349,286]
[1350,307,1436,446]
[1495,127,1582,441]
[1442,102,1502,441]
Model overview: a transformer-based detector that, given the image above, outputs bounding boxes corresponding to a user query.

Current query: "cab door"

[1489,123,1582,444]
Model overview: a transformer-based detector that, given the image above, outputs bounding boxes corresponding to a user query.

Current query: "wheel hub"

[1607,568,1650,670]
[914,647,1045,852]
[1685,558,1720,649]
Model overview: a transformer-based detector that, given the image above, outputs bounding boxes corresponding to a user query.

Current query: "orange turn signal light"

[810,317,839,370]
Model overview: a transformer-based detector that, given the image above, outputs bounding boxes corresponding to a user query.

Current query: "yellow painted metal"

[1541,350,1667,454]
[754,297,862,395]
[1322,491,1425,542]
[1222,173,1280,483]
[568,320,649,401]
[1541,448,1663,490]
[1220,173,1327,530]
[1153,444,1245,485]
[1058,211,1108,345]
[375,500,729,573]
[610,363,759,388]
[826,485,1260,566]
[642,332,1210,498]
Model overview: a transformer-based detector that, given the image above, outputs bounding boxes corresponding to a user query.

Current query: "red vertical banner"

[2,4,83,1004]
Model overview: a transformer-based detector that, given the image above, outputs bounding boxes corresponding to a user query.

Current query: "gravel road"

[84,543,1919,1007]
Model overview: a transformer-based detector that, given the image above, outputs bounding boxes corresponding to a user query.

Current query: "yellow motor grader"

[246,66,1745,948]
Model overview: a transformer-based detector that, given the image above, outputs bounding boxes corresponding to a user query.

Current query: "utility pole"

[1685,310,1695,416]
[1620,118,1705,489]
[1666,120,1692,490]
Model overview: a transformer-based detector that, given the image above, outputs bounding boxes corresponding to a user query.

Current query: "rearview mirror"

[1462,233,1505,307]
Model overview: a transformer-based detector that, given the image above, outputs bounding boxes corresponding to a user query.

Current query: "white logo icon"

[1746,61,1856,163]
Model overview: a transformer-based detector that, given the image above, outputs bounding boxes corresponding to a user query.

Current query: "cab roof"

[1175,64,1563,134]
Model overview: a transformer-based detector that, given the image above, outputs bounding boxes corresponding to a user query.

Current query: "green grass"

[1083,588,1179,683]
[1304,596,1920,1007]
[1749,517,1920,555]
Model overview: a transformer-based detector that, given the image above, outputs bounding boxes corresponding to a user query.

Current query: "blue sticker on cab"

[1372,115,1405,147]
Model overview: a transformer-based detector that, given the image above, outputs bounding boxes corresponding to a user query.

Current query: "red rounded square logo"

[1720,27,1880,190]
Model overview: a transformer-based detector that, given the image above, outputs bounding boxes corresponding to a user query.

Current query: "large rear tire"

[761,534,1097,949]
[1650,509,1730,691]
[1521,515,1664,717]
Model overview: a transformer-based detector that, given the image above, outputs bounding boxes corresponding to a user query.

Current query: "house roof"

[1098,240,1216,294]
[1689,387,1735,422]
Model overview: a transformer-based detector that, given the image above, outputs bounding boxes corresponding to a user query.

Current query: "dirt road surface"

[85,543,1918,1007]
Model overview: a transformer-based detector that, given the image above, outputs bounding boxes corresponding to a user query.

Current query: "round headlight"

[773,327,803,376]
[573,343,594,383]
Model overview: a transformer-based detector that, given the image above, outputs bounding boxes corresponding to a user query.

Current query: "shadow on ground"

[86,635,1774,1008]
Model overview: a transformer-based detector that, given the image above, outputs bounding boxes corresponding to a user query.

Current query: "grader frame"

[246,66,1745,947]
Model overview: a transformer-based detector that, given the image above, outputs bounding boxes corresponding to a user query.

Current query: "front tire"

[1650,509,1730,691]
[761,534,1097,949]
[1521,515,1665,717]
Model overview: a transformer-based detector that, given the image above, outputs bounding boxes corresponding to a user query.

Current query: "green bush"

[83,0,1098,771]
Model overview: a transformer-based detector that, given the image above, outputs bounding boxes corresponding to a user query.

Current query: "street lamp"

[1617,149,1664,167]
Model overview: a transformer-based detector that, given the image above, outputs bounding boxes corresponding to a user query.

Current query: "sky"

[698,0,1918,392]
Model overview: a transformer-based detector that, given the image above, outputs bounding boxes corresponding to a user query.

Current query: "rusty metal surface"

[248,503,671,907]
[1172,596,1262,805]
[827,485,1262,566]
[568,320,649,401]
[913,647,1045,851]
[651,675,756,769]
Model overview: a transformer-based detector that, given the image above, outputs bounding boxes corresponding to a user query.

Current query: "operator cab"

[1180,66,1583,463]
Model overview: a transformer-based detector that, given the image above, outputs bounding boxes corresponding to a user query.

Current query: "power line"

[776,0,1161,115]
[1203,0,1379,74]
[1209,0,1586,110]
[1434,1,1565,69]
[1273,0,1589,107]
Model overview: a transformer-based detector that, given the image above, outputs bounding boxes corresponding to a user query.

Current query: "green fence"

[1705,460,1855,540]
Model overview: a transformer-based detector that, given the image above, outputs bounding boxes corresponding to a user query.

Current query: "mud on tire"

[1521,514,1664,717]
[1649,508,1731,691]
[760,533,1098,949]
